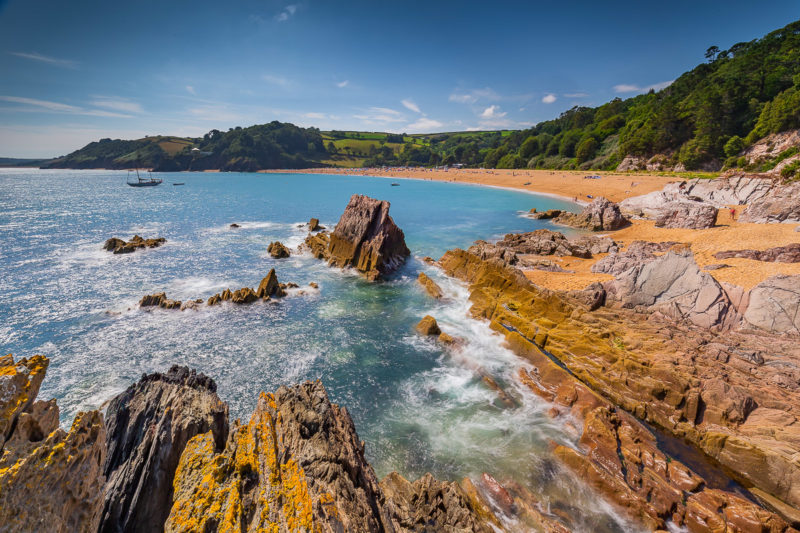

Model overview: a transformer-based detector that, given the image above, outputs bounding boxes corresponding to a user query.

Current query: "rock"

[165,381,498,532]
[308,217,324,231]
[229,223,240,228]
[740,181,800,223]
[415,315,441,336]
[571,235,619,255]
[438,332,457,345]
[207,288,232,306]
[654,200,718,229]
[567,282,606,311]
[326,194,410,280]
[743,275,800,335]
[0,355,106,533]
[104,235,166,254]
[139,292,182,309]
[256,268,285,299]
[418,272,443,299]
[230,287,258,304]
[422,256,436,264]
[267,241,291,259]
[302,231,330,259]
[527,208,561,219]
[309,282,319,289]
[553,197,628,231]
[100,366,229,533]
[715,243,800,263]
[592,240,679,276]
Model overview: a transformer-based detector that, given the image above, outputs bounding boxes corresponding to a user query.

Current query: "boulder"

[527,208,561,220]
[104,235,166,254]
[418,272,443,299]
[267,241,291,259]
[308,217,324,231]
[553,197,628,231]
[592,241,680,276]
[715,243,800,263]
[139,292,181,309]
[743,275,800,335]
[415,315,441,336]
[740,181,800,223]
[230,287,258,304]
[326,194,410,280]
[229,223,240,228]
[0,354,49,449]
[302,231,330,259]
[654,201,718,229]
[100,367,229,533]
[256,268,285,299]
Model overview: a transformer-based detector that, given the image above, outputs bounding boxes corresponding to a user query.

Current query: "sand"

[275,167,799,291]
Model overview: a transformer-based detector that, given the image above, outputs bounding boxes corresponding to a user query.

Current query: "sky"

[0,1,798,158]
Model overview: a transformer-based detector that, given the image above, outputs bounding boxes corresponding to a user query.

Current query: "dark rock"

[100,366,228,533]
[527,208,561,219]
[714,243,800,263]
[229,223,240,228]
[139,292,182,309]
[104,235,166,254]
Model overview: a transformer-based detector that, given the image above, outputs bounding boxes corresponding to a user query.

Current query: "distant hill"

[0,157,51,167]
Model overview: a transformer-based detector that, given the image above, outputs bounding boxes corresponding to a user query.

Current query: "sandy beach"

[276,167,800,291]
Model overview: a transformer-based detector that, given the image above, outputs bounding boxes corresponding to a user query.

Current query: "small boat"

[390,183,400,186]
[172,182,185,186]
[127,167,162,187]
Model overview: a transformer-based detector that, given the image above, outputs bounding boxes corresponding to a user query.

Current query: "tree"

[705,46,720,62]
[576,137,599,163]
[724,136,745,157]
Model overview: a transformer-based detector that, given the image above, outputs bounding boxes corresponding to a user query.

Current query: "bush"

[724,135,745,157]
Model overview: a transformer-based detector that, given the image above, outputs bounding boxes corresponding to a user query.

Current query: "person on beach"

[730,207,736,220]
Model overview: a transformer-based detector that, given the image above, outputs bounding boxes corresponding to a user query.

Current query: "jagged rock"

[438,332,457,345]
[302,231,330,259]
[230,287,258,304]
[139,292,182,309]
[715,243,800,263]
[740,181,800,223]
[654,200,718,229]
[592,241,679,276]
[0,354,49,449]
[468,230,595,266]
[553,197,628,231]
[571,235,619,255]
[308,217,324,231]
[256,268,286,298]
[0,355,106,533]
[743,275,800,335]
[267,241,291,259]
[325,194,410,280]
[179,299,204,311]
[100,367,228,533]
[309,282,319,289]
[206,288,232,306]
[527,208,561,219]
[418,272,443,299]
[567,282,606,311]
[229,223,240,228]
[104,235,166,254]
[415,315,441,336]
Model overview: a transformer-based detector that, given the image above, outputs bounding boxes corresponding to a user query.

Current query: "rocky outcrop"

[526,208,561,219]
[100,366,229,533]
[654,200,718,229]
[468,230,617,268]
[0,355,106,533]
[207,269,286,305]
[322,194,410,280]
[743,275,800,335]
[553,197,628,231]
[715,243,800,263]
[165,381,498,532]
[415,315,441,336]
[302,230,330,259]
[267,241,291,258]
[740,181,800,223]
[308,217,324,231]
[255,268,285,299]
[140,292,182,309]
[439,245,800,527]
[417,272,443,299]
[104,235,166,254]
[591,240,678,276]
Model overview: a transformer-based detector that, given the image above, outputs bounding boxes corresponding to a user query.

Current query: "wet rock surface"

[140,292,182,309]
[267,240,291,258]
[417,272,443,299]
[415,315,441,336]
[104,235,166,254]
[100,366,229,533]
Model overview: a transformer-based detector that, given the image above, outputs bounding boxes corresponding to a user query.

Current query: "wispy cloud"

[564,92,589,98]
[354,107,406,124]
[401,99,421,114]
[336,80,349,88]
[90,97,143,114]
[303,112,327,119]
[614,80,674,93]
[186,104,246,123]
[0,95,133,117]
[275,4,297,22]
[480,105,506,119]
[449,87,500,104]
[405,117,442,132]
[541,93,557,104]
[8,51,77,69]
[185,85,196,95]
[262,74,291,87]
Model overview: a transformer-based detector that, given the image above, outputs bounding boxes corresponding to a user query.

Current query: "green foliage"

[724,135,745,157]
[576,137,599,163]
[780,159,800,180]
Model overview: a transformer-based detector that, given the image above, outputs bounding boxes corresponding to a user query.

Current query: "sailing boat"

[126,166,162,187]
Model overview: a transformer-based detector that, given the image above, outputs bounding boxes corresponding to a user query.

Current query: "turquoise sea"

[0,169,641,532]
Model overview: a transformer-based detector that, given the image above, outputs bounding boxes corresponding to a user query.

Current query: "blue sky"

[1,0,798,157]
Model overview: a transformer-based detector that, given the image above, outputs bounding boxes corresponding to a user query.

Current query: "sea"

[0,168,643,532]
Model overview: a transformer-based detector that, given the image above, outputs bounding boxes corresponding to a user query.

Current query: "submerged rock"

[527,208,561,220]
[104,235,166,254]
[553,197,628,231]
[415,315,441,336]
[325,194,410,280]
[100,366,228,533]
[267,240,291,259]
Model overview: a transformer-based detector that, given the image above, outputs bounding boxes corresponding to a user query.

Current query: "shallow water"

[0,169,641,532]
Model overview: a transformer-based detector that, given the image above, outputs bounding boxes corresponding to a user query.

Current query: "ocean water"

[0,169,641,532]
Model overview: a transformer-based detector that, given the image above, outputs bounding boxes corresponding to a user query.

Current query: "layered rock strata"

[715,242,800,263]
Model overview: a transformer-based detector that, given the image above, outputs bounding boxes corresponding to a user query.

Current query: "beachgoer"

[730,208,736,220]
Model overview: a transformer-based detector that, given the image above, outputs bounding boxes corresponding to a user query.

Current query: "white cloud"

[541,94,557,104]
[449,93,476,104]
[614,80,674,94]
[275,4,297,21]
[564,92,589,98]
[303,112,327,119]
[480,105,506,119]
[336,80,349,88]
[90,98,143,114]
[8,51,77,69]
[0,95,133,117]
[354,107,405,124]
[186,85,196,95]
[405,117,443,132]
[401,99,421,114]
[449,87,500,105]
[262,74,291,87]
